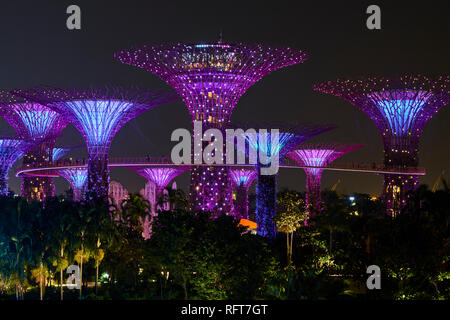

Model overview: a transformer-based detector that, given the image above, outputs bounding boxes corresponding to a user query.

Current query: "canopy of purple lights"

[14,86,179,199]
[313,75,450,216]
[114,42,309,215]
[287,143,364,219]
[0,91,68,202]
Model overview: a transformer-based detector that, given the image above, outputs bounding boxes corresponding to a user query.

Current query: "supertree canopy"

[287,143,363,218]
[313,75,450,216]
[0,91,68,202]
[0,138,31,195]
[114,42,308,214]
[58,168,88,202]
[15,86,179,199]
[229,168,258,220]
[239,123,336,238]
[129,166,190,201]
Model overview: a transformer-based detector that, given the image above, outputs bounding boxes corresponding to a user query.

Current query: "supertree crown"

[234,122,337,163]
[0,91,68,141]
[287,143,364,175]
[313,75,450,165]
[13,86,179,154]
[229,167,258,189]
[114,42,308,125]
[58,168,88,201]
[129,166,190,190]
[0,138,33,194]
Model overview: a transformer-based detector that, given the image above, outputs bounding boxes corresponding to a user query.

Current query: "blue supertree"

[58,168,88,201]
[237,123,335,238]
[0,138,32,195]
[15,86,178,199]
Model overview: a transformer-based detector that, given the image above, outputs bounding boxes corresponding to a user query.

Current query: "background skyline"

[0,0,449,197]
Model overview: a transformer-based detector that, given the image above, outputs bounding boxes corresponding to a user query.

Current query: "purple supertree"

[114,42,308,214]
[15,87,178,199]
[0,92,68,202]
[229,167,258,220]
[58,168,88,201]
[49,145,81,161]
[239,123,336,238]
[0,138,31,195]
[287,143,363,218]
[129,166,190,209]
[313,75,450,216]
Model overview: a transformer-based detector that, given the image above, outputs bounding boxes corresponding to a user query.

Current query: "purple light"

[0,139,30,195]
[313,75,450,216]
[288,143,363,217]
[58,168,88,201]
[229,168,257,220]
[0,93,69,202]
[114,42,308,214]
[15,87,178,198]
[229,168,257,189]
[130,166,189,199]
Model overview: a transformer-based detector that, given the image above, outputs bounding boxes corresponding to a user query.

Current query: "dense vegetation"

[0,183,448,300]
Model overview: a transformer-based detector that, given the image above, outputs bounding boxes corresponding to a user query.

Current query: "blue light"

[13,104,61,138]
[64,100,133,147]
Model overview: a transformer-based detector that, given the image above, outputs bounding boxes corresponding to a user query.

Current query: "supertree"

[15,86,178,199]
[114,42,308,214]
[313,75,450,216]
[229,167,258,220]
[238,123,336,238]
[287,143,363,218]
[0,91,68,202]
[0,138,32,195]
[49,144,81,161]
[58,168,88,201]
[129,166,190,210]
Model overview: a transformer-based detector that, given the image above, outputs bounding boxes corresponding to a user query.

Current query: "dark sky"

[1,0,449,197]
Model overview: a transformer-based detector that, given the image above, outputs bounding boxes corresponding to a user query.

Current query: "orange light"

[238,219,257,230]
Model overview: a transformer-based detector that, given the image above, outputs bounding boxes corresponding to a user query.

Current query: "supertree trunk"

[234,184,249,220]
[87,151,109,199]
[256,170,277,239]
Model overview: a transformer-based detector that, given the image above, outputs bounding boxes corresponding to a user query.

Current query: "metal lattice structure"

[313,75,450,216]
[129,166,190,201]
[240,123,336,238]
[229,167,258,220]
[0,91,68,202]
[58,168,88,201]
[0,138,31,195]
[15,86,179,198]
[287,143,363,218]
[114,42,308,214]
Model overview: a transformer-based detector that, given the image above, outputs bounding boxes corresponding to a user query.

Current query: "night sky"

[1,0,449,197]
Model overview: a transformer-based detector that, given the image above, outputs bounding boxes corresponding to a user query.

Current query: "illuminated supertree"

[15,87,178,198]
[58,168,88,201]
[114,42,308,214]
[0,138,31,195]
[129,166,190,209]
[313,75,450,216]
[0,92,68,202]
[239,123,336,238]
[287,143,363,218]
[49,145,81,161]
[229,167,258,220]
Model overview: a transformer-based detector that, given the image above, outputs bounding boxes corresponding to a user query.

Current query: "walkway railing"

[16,156,426,178]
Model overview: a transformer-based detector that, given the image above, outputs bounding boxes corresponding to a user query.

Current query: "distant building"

[139,180,157,214]
[109,181,129,209]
